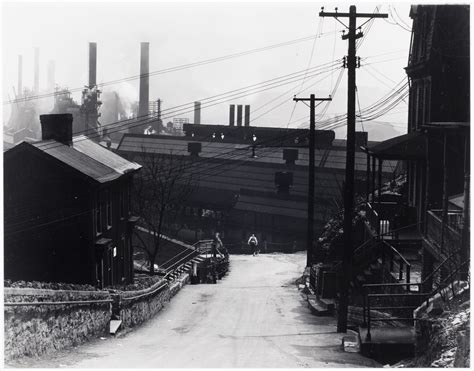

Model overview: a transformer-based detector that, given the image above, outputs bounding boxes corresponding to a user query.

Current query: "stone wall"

[4,288,112,361]
[118,280,171,329]
[413,281,470,367]
[4,273,191,362]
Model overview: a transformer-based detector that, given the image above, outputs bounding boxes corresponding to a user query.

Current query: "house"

[362,4,469,288]
[4,113,142,287]
[116,125,398,253]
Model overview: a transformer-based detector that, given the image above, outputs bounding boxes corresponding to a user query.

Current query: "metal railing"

[425,210,463,256]
[362,258,469,340]
[381,240,411,288]
[4,298,113,307]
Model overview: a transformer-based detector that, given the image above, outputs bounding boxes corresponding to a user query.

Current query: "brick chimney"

[40,114,73,145]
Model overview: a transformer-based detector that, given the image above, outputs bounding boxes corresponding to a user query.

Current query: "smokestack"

[229,105,235,126]
[47,60,55,92]
[244,105,250,127]
[34,47,39,93]
[237,105,243,127]
[17,55,22,97]
[194,101,201,125]
[89,42,97,88]
[138,42,150,119]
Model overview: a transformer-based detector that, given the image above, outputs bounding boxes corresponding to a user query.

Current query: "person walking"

[248,234,259,256]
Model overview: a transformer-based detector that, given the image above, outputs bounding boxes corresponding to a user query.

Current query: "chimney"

[40,114,73,145]
[283,149,299,165]
[138,42,150,119]
[237,105,243,127]
[229,105,235,126]
[47,60,55,92]
[194,101,201,125]
[188,142,202,157]
[17,55,22,97]
[89,42,97,88]
[244,105,250,126]
[355,131,368,147]
[34,47,39,93]
[274,171,293,195]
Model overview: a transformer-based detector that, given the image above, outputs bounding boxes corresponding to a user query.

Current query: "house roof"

[364,132,426,160]
[19,135,142,183]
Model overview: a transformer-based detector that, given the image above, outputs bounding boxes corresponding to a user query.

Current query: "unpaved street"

[10,252,379,368]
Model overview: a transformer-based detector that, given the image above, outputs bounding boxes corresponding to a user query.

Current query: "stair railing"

[381,240,411,287]
[362,258,469,341]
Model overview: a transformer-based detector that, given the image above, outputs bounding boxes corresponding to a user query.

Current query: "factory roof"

[117,134,398,173]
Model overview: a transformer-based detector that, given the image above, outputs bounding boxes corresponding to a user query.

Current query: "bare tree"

[132,149,197,275]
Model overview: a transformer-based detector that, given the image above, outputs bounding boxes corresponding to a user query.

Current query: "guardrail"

[3,298,113,307]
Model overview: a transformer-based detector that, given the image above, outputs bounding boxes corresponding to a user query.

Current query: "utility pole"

[319,5,387,333]
[293,94,332,268]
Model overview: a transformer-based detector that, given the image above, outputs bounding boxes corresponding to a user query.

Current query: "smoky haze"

[2,2,412,140]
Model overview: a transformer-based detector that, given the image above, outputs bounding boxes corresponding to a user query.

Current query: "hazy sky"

[2,1,414,140]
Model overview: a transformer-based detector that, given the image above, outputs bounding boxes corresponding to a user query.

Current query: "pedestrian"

[213,232,224,257]
[248,233,259,256]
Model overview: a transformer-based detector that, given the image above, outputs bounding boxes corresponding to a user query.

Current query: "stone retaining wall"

[4,273,191,362]
[4,288,112,361]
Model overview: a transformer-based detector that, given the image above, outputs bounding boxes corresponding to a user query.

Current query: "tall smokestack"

[244,105,250,127]
[237,105,243,127]
[229,105,235,126]
[138,42,150,119]
[47,60,55,92]
[194,101,201,125]
[17,55,22,97]
[89,42,97,88]
[34,47,39,93]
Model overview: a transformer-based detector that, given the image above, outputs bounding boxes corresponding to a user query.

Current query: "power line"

[5,32,339,105]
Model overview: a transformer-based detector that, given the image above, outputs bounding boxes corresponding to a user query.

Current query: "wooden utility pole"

[293,94,332,267]
[319,5,387,333]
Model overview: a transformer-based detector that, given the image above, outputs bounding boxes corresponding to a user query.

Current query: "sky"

[1,1,414,140]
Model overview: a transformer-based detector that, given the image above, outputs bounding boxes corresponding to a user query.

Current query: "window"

[95,193,102,235]
[423,78,431,125]
[119,188,125,219]
[106,190,112,228]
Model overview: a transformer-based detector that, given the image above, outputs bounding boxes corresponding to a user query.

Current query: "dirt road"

[10,252,379,368]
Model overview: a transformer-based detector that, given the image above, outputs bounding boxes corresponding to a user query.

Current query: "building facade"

[117,125,397,253]
[4,114,141,287]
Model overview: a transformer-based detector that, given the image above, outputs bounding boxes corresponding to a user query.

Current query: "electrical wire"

[5,32,339,105]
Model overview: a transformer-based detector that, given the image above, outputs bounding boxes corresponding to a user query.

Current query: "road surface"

[9,252,379,368]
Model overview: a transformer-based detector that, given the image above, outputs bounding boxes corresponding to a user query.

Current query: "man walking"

[248,234,259,256]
